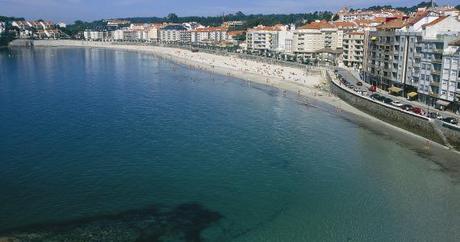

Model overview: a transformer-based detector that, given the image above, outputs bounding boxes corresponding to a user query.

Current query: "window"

[452,71,458,80]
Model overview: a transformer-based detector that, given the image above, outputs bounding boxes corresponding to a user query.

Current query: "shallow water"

[1,48,460,241]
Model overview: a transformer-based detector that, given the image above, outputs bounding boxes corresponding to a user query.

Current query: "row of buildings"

[10,20,66,39]
[365,9,460,111]
[243,6,460,113]
[83,21,244,46]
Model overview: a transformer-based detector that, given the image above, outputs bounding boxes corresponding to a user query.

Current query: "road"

[334,67,460,125]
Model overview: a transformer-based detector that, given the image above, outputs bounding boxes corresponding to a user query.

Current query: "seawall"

[328,71,460,150]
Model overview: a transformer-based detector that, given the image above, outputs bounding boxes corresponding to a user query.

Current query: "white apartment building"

[246,25,292,52]
[416,15,460,109]
[337,7,405,21]
[84,30,110,41]
[342,32,365,68]
[190,27,228,43]
[111,29,137,41]
[422,15,460,39]
[442,39,460,112]
[159,25,188,42]
[145,24,164,42]
[293,20,343,54]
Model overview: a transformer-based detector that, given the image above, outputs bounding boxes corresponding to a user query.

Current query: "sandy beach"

[29,40,460,172]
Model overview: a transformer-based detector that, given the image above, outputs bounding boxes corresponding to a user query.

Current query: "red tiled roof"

[332,21,357,28]
[405,10,430,26]
[422,16,448,28]
[228,30,245,36]
[376,18,407,30]
[299,20,335,30]
[347,31,365,35]
[194,27,228,32]
[249,24,284,31]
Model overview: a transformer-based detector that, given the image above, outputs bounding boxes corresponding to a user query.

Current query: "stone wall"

[328,71,459,148]
[440,122,460,149]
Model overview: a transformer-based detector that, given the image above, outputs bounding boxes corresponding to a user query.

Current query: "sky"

[0,0,458,23]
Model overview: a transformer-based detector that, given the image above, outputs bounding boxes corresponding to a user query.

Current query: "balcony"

[431,69,441,75]
[429,92,439,98]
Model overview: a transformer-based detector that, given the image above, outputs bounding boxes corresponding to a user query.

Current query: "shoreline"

[27,40,460,177]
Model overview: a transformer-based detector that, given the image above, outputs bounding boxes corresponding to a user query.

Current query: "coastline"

[28,40,460,176]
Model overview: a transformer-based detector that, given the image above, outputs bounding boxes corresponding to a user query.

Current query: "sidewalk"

[336,67,460,122]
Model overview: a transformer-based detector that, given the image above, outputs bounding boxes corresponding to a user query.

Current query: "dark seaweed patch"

[0,203,222,242]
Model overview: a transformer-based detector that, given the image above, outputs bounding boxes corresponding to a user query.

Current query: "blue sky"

[0,0,458,23]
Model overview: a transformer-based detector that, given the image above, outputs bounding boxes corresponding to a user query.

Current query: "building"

[222,21,245,28]
[111,29,137,41]
[365,18,423,91]
[444,39,460,113]
[293,20,342,54]
[337,7,405,21]
[159,24,188,42]
[106,19,130,28]
[415,15,460,110]
[145,24,164,42]
[182,22,203,31]
[0,22,5,35]
[84,30,110,41]
[342,32,365,68]
[332,21,359,32]
[190,27,228,44]
[246,25,284,52]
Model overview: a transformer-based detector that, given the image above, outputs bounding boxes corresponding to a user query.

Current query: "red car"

[368,85,377,92]
[411,107,424,115]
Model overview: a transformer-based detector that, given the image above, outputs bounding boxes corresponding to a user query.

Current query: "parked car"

[443,117,458,125]
[427,112,443,120]
[368,85,377,92]
[391,101,404,107]
[357,81,363,86]
[370,93,382,100]
[411,107,424,115]
[382,97,393,104]
[400,104,413,111]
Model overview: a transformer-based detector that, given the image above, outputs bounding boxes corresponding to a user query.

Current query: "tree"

[235,11,245,18]
[456,5,460,10]
[167,13,178,22]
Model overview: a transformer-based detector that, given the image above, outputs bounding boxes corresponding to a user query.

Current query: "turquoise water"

[1,48,460,241]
